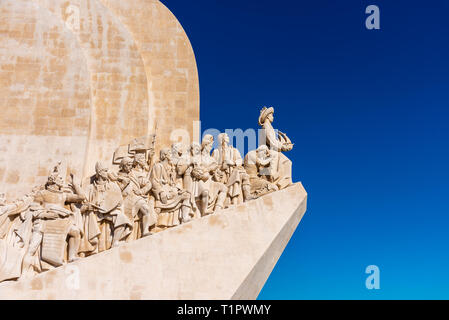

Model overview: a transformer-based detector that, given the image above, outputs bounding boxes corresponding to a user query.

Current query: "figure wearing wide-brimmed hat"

[258,106,294,190]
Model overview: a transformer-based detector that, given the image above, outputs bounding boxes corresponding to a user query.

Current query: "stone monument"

[0,0,199,201]
[0,0,307,300]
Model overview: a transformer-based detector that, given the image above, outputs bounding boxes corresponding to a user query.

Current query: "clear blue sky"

[162,0,449,299]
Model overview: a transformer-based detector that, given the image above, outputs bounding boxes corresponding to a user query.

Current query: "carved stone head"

[160,148,172,164]
[256,145,270,159]
[258,106,274,126]
[133,153,147,169]
[47,162,64,189]
[95,162,109,180]
[218,133,230,146]
[120,157,133,173]
[202,134,214,153]
[190,142,201,156]
[171,143,184,157]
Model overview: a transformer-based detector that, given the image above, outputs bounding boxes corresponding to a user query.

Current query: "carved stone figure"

[115,157,134,193]
[0,105,298,285]
[130,153,156,236]
[113,135,156,169]
[244,145,279,198]
[171,143,192,190]
[111,136,157,239]
[80,162,132,256]
[212,133,254,205]
[115,156,156,240]
[0,188,38,282]
[17,164,86,278]
[190,136,228,216]
[0,193,30,240]
[259,106,294,189]
[151,148,193,229]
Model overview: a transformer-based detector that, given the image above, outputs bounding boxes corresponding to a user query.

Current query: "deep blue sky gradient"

[161,0,449,299]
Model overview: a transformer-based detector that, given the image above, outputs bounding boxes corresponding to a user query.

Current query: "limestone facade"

[0,0,199,201]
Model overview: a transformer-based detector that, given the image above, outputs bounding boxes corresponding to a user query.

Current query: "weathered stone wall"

[0,0,199,201]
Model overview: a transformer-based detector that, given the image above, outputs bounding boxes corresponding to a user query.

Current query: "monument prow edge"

[0,183,307,300]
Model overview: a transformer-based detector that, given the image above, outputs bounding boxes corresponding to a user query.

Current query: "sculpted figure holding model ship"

[258,106,294,189]
[0,106,294,283]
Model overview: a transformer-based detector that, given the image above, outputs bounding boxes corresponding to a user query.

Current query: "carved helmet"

[47,162,63,184]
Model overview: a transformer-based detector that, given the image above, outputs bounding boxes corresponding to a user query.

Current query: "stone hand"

[160,192,168,204]
[282,143,294,152]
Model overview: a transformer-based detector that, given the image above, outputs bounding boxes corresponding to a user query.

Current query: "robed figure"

[189,136,228,216]
[212,133,253,205]
[258,106,294,190]
[151,148,193,229]
[79,162,132,256]
[115,155,157,240]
